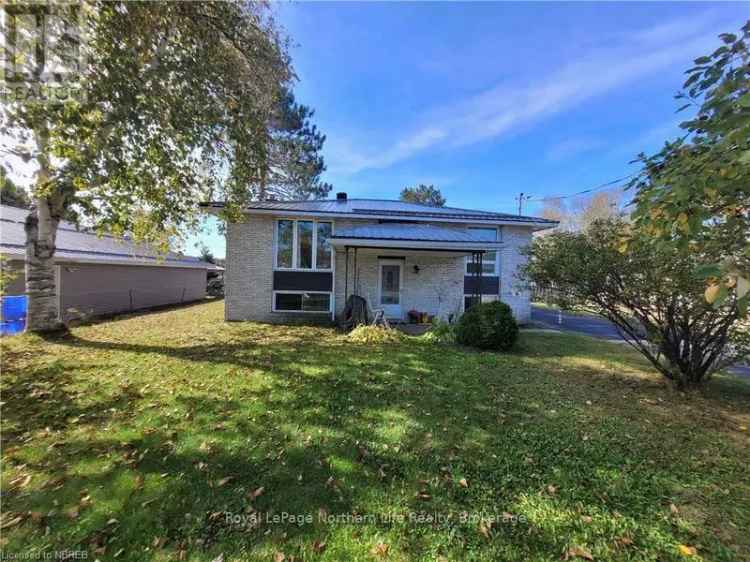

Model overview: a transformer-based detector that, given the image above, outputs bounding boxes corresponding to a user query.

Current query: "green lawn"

[2,300,749,562]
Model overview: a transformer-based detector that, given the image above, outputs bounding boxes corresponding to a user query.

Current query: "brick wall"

[225,215,534,324]
[334,249,464,321]
[498,226,533,323]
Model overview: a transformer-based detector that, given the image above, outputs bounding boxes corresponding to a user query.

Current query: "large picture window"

[274,292,331,313]
[275,220,333,270]
[465,227,499,275]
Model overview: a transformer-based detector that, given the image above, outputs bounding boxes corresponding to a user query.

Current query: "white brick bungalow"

[203,194,556,325]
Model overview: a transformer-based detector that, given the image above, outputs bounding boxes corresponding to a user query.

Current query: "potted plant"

[407,309,420,324]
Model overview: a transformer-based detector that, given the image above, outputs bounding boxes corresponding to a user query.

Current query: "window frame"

[273,218,334,272]
[462,293,499,312]
[464,226,500,275]
[272,290,333,314]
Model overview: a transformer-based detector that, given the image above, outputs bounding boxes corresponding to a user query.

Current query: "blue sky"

[189,1,747,258]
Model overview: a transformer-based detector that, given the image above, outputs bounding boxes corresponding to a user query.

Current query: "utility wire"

[531,171,641,203]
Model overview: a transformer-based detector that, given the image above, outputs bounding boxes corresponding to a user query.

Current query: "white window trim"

[272,290,333,314]
[464,226,501,275]
[274,218,334,272]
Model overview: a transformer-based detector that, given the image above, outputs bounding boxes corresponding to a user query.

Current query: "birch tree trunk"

[24,124,64,332]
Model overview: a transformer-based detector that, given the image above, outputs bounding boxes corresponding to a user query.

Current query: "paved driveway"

[530,305,750,378]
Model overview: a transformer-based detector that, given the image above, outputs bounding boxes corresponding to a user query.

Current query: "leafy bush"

[454,301,518,351]
[346,325,405,344]
[207,276,224,297]
[422,318,455,344]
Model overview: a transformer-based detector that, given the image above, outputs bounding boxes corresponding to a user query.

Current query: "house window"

[465,227,499,275]
[316,222,332,269]
[275,219,333,270]
[273,292,331,313]
[276,220,294,269]
[297,221,314,269]
[464,294,499,311]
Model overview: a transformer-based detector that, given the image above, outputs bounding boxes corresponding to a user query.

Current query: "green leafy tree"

[0,167,30,208]
[1,1,292,331]
[629,22,750,312]
[399,184,446,207]
[255,88,332,201]
[198,244,216,265]
[522,219,749,389]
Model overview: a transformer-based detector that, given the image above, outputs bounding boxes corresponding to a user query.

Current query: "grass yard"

[2,300,749,562]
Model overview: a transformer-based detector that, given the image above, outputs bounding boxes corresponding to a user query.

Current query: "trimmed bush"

[454,301,518,351]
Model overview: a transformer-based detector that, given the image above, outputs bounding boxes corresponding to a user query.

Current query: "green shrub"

[422,318,455,344]
[454,301,518,351]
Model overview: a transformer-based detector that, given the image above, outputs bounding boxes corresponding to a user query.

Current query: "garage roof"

[0,205,219,269]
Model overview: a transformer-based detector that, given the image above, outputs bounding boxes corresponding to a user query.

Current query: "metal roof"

[332,223,500,243]
[0,205,218,269]
[201,198,556,225]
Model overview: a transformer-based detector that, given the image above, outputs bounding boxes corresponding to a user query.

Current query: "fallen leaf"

[547,484,557,495]
[249,486,264,499]
[478,521,492,540]
[370,542,389,558]
[0,514,25,529]
[581,515,593,524]
[616,536,633,547]
[312,540,326,553]
[212,554,224,562]
[565,546,594,560]
[10,474,32,489]
[678,545,697,556]
[670,503,679,515]
[28,511,44,523]
[216,476,234,487]
[274,552,286,562]
[66,507,79,520]
[458,478,469,488]
[134,474,145,491]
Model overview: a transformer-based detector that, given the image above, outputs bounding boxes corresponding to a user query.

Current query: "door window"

[381,265,400,304]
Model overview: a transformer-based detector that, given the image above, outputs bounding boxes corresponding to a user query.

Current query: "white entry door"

[378,260,403,319]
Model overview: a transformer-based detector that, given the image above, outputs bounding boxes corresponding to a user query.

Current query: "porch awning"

[330,223,503,251]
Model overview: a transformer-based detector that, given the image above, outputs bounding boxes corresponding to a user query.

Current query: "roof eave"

[200,202,555,228]
[329,238,504,251]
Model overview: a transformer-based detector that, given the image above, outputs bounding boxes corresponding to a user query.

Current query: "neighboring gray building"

[0,205,218,321]
[204,193,556,325]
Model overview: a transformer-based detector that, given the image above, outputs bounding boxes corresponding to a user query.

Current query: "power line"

[531,171,640,203]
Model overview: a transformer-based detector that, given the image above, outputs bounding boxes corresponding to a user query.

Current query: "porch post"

[472,251,481,308]
[478,251,484,305]
[344,246,349,304]
[353,247,358,295]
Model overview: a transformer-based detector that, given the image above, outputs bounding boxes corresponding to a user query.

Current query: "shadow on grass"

[2,326,748,561]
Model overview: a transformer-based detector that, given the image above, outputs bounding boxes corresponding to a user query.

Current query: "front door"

[378,260,403,319]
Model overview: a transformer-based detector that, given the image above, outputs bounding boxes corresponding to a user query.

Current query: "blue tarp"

[1,295,27,335]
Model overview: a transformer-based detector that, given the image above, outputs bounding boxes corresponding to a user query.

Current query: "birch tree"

[1,1,292,331]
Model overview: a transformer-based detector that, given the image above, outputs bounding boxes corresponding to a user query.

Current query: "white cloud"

[327,12,729,177]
